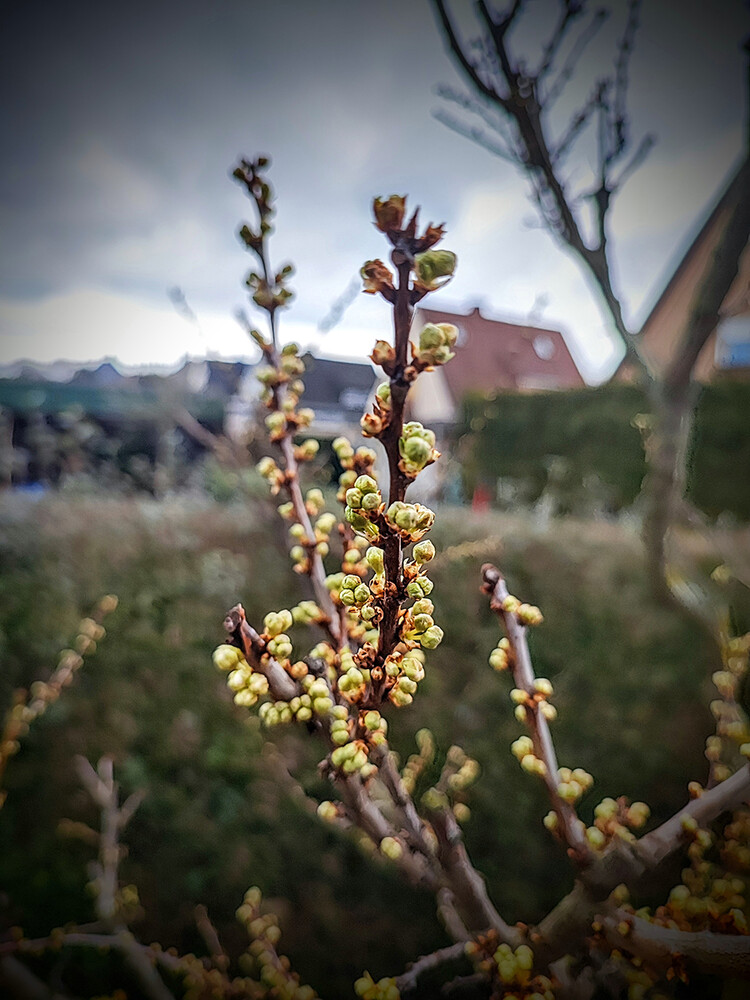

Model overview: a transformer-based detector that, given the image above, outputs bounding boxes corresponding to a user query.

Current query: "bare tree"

[431,0,750,609]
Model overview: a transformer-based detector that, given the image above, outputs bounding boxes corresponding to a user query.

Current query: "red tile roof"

[415,306,585,397]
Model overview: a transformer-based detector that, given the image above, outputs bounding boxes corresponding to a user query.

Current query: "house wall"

[638,211,750,382]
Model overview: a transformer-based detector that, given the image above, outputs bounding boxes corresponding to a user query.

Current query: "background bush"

[459,381,750,519]
[0,493,736,996]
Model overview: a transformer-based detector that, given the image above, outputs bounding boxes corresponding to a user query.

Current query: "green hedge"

[459,380,750,519]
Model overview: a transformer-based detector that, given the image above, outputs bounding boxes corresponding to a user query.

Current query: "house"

[615,163,750,383]
[406,305,585,432]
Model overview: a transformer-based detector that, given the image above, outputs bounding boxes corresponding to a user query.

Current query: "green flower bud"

[418,324,444,350]
[290,545,306,563]
[317,800,338,823]
[375,382,391,402]
[366,546,385,574]
[213,644,241,672]
[346,488,362,509]
[412,613,434,633]
[256,456,277,478]
[414,249,457,289]
[413,540,435,564]
[333,436,354,459]
[355,475,378,494]
[363,711,382,731]
[401,435,432,468]
[354,584,370,604]
[315,512,337,535]
[379,836,403,861]
[277,501,295,519]
[268,634,293,659]
[264,609,293,636]
[361,491,381,511]
[395,507,418,531]
[398,676,418,695]
[420,625,444,649]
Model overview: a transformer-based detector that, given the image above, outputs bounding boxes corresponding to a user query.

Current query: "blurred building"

[406,305,585,434]
[615,164,750,383]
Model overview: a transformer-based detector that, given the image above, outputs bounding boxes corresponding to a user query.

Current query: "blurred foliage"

[459,381,750,520]
[0,495,731,997]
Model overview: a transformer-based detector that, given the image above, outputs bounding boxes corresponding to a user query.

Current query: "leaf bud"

[414,249,457,290]
[372,195,406,232]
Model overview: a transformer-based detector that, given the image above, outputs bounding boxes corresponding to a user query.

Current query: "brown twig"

[602,908,750,979]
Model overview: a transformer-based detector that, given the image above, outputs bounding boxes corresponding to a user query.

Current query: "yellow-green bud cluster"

[413,249,457,291]
[491,942,536,988]
[586,796,651,848]
[279,342,305,377]
[385,501,434,540]
[489,637,510,671]
[236,884,316,1000]
[354,971,400,1000]
[339,574,371,609]
[556,766,594,803]
[213,644,270,708]
[264,609,293,637]
[291,601,322,625]
[331,738,375,777]
[257,455,284,492]
[296,439,319,462]
[361,709,388,745]
[386,650,426,707]
[446,754,481,792]
[502,594,544,627]
[406,574,434,599]
[415,323,458,366]
[403,598,443,650]
[344,475,382,540]
[399,422,438,476]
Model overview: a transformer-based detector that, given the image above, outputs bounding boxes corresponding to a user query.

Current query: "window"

[533,334,556,360]
[716,316,750,369]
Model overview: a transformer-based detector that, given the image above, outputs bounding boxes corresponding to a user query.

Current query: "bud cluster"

[1,599,117,809]
[467,937,553,1000]
[399,422,439,477]
[582,796,651,850]
[236,884,317,1000]
[509,676,557,726]
[414,322,458,367]
[385,501,435,541]
[354,971,400,1000]
[385,649,427,707]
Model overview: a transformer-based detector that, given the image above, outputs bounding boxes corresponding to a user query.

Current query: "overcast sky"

[1,0,748,381]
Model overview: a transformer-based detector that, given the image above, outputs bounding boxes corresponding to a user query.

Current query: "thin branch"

[543,6,609,106]
[537,0,585,81]
[482,564,592,863]
[432,108,520,164]
[396,941,469,995]
[429,806,522,943]
[194,904,230,973]
[432,0,509,105]
[638,763,750,869]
